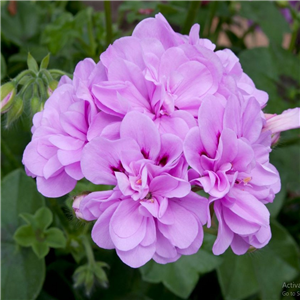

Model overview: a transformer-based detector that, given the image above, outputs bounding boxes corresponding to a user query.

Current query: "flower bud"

[47,80,58,97]
[30,96,44,115]
[263,108,300,145]
[276,0,288,8]
[6,95,24,127]
[0,82,16,113]
[72,193,89,219]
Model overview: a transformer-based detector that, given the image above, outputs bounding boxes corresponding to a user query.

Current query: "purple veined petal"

[140,198,159,218]
[58,75,73,87]
[36,139,57,159]
[241,97,263,143]
[57,148,82,166]
[216,128,238,169]
[22,139,48,177]
[175,60,215,101]
[228,189,270,226]
[81,137,139,185]
[223,94,242,137]
[132,13,183,49]
[155,115,190,140]
[155,228,178,259]
[223,206,261,235]
[178,220,203,255]
[212,201,234,255]
[140,217,156,247]
[189,24,200,45]
[231,138,254,172]
[119,150,144,174]
[101,36,145,70]
[48,135,85,151]
[92,81,150,117]
[250,162,280,186]
[230,234,249,255]
[36,171,77,198]
[91,201,119,249]
[157,133,183,168]
[216,49,242,78]
[153,252,181,264]
[116,242,156,268]
[172,110,197,128]
[73,58,96,90]
[157,201,198,249]
[64,162,83,180]
[250,225,271,247]
[198,95,225,158]
[87,111,122,141]
[237,73,268,108]
[150,174,191,198]
[159,47,188,79]
[107,57,149,100]
[80,190,120,221]
[115,172,132,197]
[120,111,160,160]
[173,191,208,225]
[60,110,88,141]
[110,199,147,251]
[183,127,203,174]
[43,155,63,179]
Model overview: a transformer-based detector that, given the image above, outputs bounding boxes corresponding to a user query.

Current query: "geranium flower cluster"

[23,14,300,268]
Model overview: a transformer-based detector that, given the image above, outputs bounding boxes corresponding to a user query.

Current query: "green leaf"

[40,53,50,70]
[266,187,287,218]
[239,45,300,114]
[1,169,45,300]
[140,234,222,299]
[217,220,300,300]
[1,53,7,80]
[13,225,36,247]
[239,2,290,44]
[35,207,53,231]
[45,228,67,248]
[27,53,39,73]
[1,2,41,47]
[32,242,49,259]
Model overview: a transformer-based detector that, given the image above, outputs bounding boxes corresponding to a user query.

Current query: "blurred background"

[1,1,300,300]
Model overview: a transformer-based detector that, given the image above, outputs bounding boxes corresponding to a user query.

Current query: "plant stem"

[49,69,73,79]
[204,227,218,236]
[48,198,72,235]
[87,8,96,58]
[289,22,299,52]
[14,70,36,84]
[104,1,113,46]
[204,1,218,37]
[182,1,201,35]
[81,235,95,266]
[1,137,21,169]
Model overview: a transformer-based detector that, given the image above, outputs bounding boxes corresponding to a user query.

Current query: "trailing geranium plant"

[2,13,300,271]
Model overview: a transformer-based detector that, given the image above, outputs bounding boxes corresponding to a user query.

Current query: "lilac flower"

[79,111,208,267]
[21,13,300,267]
[22,59,105,197]
[79,189,207,268]
[184,94,280,254]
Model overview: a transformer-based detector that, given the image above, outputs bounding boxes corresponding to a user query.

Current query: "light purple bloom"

[79,111,208,267]
[22,12,300,266]
[79,189,207,268]
[22,59,104,197]
[184,94,280,255]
